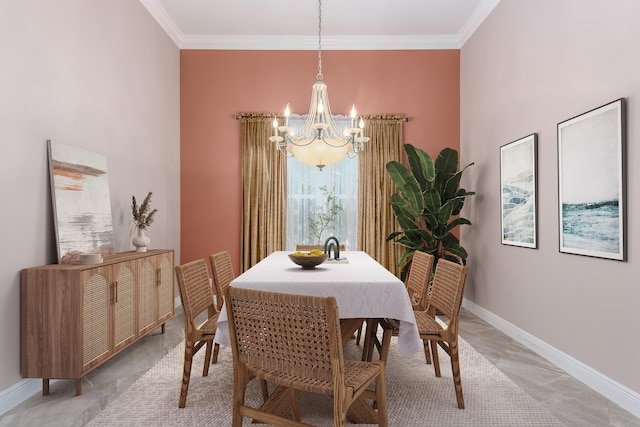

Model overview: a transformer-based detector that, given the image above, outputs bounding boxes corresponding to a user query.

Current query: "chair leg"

[361,320,372,361]
[179,340,195,408]
[355,325,362,345]
[379,326,392,363]
[450,340,465,409]
[232,369,249,427]
[430,340,441,377]
[423,339,432,365]
[334,389,347,427]
[212,342,220,364]
[375,368,388,427]
[422,339,430,364]
[203,340,212,377]
[260,379,269,402]
[289,388,302,421]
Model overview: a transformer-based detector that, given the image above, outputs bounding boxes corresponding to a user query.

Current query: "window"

[286,115,358,250]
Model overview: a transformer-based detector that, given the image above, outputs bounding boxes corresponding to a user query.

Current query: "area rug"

[88,334,564,426]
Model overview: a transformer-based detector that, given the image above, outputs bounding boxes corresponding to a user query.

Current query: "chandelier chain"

[269,0,368,169]
[317,0,323,80]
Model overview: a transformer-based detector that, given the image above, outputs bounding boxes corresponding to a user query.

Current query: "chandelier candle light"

[269,0,369,170]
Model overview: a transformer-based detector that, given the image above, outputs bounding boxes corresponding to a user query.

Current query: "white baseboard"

[0,378,51,417]
[463,298,640,419]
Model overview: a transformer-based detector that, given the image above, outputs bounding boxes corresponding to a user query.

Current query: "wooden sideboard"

[21,249,174,396]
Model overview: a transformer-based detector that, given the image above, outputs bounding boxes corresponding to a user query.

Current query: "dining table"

[214,250,422,424]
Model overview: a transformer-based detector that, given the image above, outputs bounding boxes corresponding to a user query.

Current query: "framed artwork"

[557,98,626,260]
[500,133,538,248]
[48,140,115,263]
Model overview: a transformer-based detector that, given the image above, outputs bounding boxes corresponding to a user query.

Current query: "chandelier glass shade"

[269,0,369,170]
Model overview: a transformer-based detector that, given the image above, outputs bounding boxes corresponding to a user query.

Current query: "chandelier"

[269,0,369,170]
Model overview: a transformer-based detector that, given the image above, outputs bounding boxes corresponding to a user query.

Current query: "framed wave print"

[500,133,538,248]
[557,98,626,261]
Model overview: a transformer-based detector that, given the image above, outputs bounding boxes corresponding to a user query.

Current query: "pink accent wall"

[180,50,460,270]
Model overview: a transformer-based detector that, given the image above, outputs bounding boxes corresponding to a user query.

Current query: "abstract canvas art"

[500,133,537,248]
[48,140,115,263]
[557,99,626,260]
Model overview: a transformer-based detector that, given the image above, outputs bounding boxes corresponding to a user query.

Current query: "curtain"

[240,113,287,271]
[357,114,405,276]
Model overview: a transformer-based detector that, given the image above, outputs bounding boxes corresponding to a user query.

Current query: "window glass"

[286,115,358,250]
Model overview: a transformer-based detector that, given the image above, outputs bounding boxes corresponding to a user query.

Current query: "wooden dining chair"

[224,286,388,427]
[405,251,436,311]
[364,251,435,362]
[209,250,235,312]
[174,259,219,408]
[383,258,469,409]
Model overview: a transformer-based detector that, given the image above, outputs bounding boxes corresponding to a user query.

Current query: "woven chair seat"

[198,312,220,335]
[246,360,381,395]
[413,311,444,335]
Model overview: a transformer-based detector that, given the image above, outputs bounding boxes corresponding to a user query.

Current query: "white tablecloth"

[214,251,422,356]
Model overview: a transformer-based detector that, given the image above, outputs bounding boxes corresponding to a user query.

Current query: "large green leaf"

[405,229,426,245]
[398,249,416,269]
[405,144,435,191]
[390,194,418,231]
[438,201,455,224]
[435,148,459,176]
[386,161,424,214]
[451,188,475,215]
[444,170,462,200]
[423,213,438,230]
[445,244,468,260]
[444,162,475,200]
[442,233,460,247]
[423,188,441,214]
[396,236,418,248]
[386,231,404,242]
[415,229,436,245]
[446,217,471,233]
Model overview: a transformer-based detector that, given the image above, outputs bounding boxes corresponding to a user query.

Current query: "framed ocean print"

[557,98,626,260]
[500,133,538,248]
[48,140,115,263]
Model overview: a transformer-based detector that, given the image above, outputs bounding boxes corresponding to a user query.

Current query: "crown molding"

[180,35,460,51]
[139,0,182,47]
[458,0,502,47]
[140,0,501,50]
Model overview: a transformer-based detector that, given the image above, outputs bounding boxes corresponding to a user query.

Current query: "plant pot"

[132,228,150,252]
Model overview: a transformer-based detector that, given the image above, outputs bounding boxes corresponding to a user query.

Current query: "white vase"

[132,228,151,252]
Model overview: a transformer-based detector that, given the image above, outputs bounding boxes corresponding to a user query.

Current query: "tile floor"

[1,308,639,426]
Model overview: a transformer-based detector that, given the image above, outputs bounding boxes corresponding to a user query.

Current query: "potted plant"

[308,185,343,245]
[131,192,157,252]
[386,144,474,280]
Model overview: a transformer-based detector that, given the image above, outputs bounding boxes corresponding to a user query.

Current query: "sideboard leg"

[42,379,49,395]
[75,378,82,396]
[161,323,166,334]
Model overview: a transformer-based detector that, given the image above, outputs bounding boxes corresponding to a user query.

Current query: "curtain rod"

[234,114,409,122]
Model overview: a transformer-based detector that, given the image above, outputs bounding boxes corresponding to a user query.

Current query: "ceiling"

[140,0,501,50]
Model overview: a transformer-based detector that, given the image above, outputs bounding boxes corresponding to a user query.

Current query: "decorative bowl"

[288,253,328,269]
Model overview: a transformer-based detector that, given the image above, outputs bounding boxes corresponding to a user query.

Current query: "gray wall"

[0,0,180,395]
[461,0,639,397]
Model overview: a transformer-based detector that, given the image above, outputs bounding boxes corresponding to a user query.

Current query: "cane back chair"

[225,286,388,426]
